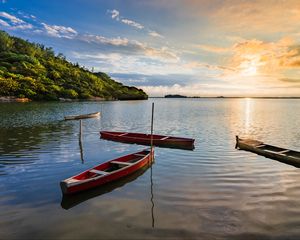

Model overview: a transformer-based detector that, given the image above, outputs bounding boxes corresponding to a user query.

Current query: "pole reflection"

[150,161,155,228]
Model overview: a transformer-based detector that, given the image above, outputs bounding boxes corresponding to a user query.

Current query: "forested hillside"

[0,31,147,100]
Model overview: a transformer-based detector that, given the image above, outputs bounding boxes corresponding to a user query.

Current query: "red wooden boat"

[100,131,195,150]
[60,149,154,194]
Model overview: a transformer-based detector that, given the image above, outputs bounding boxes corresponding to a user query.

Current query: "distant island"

[165,94,187,98]
[0,31,147,101]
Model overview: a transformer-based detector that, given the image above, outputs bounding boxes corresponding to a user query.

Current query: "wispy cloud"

[196,44,229,53]
[148,30,163,38]
[280,78,300,83]
[0,11,32,29]
[121,18,144,29]
[108,9,144,30]
[41,23,77,38]
[0,12,23,24]
[17,11,37,21]
[185,61,236,73]
[108,9,163,38]
[80,34,129,46]
[79,34,178,61]
[0,18,9,27]
[110,9,119,20]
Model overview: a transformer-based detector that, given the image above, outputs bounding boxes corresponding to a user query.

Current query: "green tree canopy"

[0,31,148,101]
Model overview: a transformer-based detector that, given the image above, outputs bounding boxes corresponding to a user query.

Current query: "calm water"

[0,98,300,239]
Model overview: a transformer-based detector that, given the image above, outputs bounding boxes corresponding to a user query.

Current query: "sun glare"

[243,65,257,76]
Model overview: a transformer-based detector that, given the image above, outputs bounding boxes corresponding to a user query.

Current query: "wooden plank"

[111,161,132,166]
[90,169,108,175]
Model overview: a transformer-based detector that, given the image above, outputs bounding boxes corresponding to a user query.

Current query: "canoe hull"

[60,149,154,194]
[100,131,195,150]
[236,136,300,168]
[64,112,100,120]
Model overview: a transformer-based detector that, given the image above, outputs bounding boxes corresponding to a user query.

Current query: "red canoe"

[60,149,154,194]
[100,131,195,150]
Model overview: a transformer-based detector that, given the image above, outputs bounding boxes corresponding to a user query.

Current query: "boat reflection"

[100,137,195,151]
[61,163,153,210]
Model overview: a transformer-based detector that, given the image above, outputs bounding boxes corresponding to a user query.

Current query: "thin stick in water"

[150,102,154,161]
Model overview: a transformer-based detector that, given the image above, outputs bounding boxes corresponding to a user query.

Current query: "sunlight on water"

[244,98,252,135]
[0,99,300,239]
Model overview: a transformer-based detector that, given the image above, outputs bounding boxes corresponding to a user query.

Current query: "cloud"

[280,78,300,83]
[109,9,119,20]
[41,23,77,38]
[110,73,205,87]
[121,18,144,29]
[0,11,32,29]
[0,11,23,23]
[148,30,163,38]
[108,9,164,36]
[185,61,236,73]
[0,19,9,27]
[17,11,37,21]
[215,1,300,34]
[109,9,144,30]
[196,44,229,53]
[196,37,300,79]
[228,37,300,74]
[79,34,179,61]
[71,48,183,76]
[138,80,300,97]
[80,34,129,46]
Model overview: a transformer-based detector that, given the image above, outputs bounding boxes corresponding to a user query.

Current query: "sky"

[1,0,300,97]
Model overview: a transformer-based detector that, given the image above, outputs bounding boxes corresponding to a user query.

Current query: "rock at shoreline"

[0,96,30,102]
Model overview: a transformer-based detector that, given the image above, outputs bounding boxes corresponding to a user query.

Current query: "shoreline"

[0,96,148,103]
[151,96,300,99]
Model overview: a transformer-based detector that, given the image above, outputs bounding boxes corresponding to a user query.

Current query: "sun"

[239,58,259,76]
[243,65,257,76]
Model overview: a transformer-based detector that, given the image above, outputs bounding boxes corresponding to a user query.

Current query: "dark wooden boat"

[60,149,154,194]
[64,112,100,120]
[100,131,195,150]
[235,136,300,168]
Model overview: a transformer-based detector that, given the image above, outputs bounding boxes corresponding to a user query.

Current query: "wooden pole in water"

[150,102,154,162]
[235,135,239,149]
[79,120,84,163]
[150,102,155,227]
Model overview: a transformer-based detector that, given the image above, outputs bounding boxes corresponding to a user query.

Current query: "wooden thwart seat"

[111,161,132,166]
[118,133,128,136]
[277,149,290,154]
[264,149,289,155]
[90,169,109,175]
[256,144,266,148]
[160,136,169,140]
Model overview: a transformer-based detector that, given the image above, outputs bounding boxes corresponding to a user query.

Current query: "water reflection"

[0,122,73,165]
[100,137,195,151]
[244,98,252,135]
[61,163,153,210]
[79,120,85,164]
[1,99,300,239]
